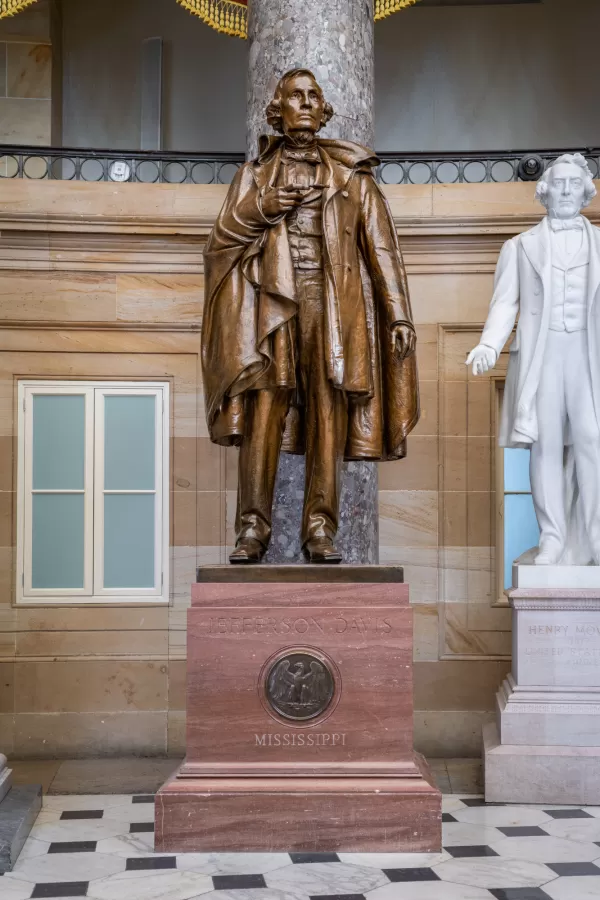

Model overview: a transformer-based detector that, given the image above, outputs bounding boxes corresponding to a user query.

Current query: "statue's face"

[546,162,587,219]
[279,73,325,136]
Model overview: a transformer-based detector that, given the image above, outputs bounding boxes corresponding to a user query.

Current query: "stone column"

[247,0,379,564]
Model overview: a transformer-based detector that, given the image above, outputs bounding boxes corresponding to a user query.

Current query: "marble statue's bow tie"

[550,217,584,232]
[283,146,320,164]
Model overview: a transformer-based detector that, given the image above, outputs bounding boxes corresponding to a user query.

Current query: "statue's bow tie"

[550,217,584,232]
[283,146,320,164]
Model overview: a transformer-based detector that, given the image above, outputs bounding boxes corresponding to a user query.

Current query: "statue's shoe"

[229,538,266,565]
[303,537,342,565]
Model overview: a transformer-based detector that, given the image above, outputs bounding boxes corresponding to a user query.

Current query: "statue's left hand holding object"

[392,323,417,360]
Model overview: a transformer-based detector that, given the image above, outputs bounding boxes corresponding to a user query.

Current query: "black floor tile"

[489,890,552,900]
[290,852,340,864]
[460,799,506,807]
[498,826,549,837]
[383,868,440,882]
[309,896,366,900]
[212,874,267,890]
[31,884,89,898]
[445,845,499,858]
[126,857,176,870]
[60,811,103,820]
[547,862,600,876]
[129,822,154,833]
[544,808,593,819]
[132,795,155,804]
[442,813,458,823]
[48,842,97,854]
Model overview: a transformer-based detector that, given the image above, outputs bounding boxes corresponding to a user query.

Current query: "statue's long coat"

[202,135,419,461]
[481,216,600,448]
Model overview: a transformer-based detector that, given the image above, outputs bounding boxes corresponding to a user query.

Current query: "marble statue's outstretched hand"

[466,344,498,376]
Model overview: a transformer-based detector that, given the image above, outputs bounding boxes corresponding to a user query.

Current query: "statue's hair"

[535,153,597,209]
[266,68,334,134]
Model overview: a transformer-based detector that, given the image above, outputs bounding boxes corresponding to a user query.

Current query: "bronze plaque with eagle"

[265,651,335,722]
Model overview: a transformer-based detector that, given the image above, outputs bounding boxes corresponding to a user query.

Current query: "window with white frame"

[17,381,169,605]
[502,447,540,589]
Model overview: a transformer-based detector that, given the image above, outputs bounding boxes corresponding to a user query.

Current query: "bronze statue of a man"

[202,69,419,564]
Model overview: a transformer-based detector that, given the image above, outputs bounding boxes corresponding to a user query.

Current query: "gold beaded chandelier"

[1,0,423,37]
[0,0,39,17]
[176,1,423,37]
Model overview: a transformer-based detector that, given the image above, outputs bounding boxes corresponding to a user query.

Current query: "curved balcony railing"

[1,145,598,185]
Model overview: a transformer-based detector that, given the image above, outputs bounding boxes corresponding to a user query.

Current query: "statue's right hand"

[466,344,498,376]
[261,185,307,219]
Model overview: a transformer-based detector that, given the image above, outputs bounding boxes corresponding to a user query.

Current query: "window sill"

[15,597,170,607]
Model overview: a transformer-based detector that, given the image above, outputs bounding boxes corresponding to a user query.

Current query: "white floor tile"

[95,833,157,857]
[544,876,600,899]
[265,860,387,895]
[338,851,450,868]
[442,797,468,813]
[453,806,553,827]
[15,836,50,859]
[194,892,291,900]
[87,870,214,900]
[491,835,600,863]
[32,810,65,824]
[0,876,37,900]
[42,795,134,810]
[545,818,600,842]
[368,883,497,900]
[433,856,557,889]
[442,823,507,846]
[10,851,126,883]
[176,853,291,876]
[98,804,155,823]
[29,816,135,843]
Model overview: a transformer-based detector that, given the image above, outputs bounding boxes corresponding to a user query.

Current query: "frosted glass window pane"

[105,396,156,490]
[504,448,532,493]
[104,494,155,588]
[32,493,85,589]
[504,494,540,589]
[32,395,85,490]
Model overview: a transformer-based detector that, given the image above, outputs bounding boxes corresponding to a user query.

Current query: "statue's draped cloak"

[202,135,419,461]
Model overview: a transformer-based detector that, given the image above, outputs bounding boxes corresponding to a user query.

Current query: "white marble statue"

[467,154,600,566]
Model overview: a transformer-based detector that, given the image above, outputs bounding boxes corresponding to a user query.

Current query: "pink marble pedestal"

[155,566,441,852]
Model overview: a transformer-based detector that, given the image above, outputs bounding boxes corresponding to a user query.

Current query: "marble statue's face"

[279,74,325,137]
[546,163,587,219]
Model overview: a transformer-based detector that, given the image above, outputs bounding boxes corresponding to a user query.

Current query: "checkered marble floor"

[3,794,600,899]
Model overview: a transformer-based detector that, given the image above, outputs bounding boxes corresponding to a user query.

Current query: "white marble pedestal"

[485,586,600,804]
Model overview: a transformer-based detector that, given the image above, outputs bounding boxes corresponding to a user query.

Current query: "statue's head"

[535,153,597,219]
[266,69,334,142]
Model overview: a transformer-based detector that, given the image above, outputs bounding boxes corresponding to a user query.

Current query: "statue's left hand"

[391,324,417,360]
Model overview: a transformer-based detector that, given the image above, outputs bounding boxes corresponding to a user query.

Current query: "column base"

[156,753,440,853]
[0,785,42,873]
[0,756,12,805]
[484,721,600,805]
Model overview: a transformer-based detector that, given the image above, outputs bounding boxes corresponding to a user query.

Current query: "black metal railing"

[377,150,599,185]
[1,145,598,185]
